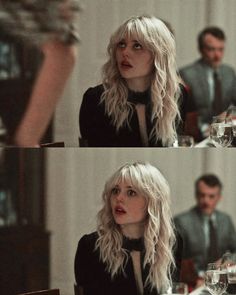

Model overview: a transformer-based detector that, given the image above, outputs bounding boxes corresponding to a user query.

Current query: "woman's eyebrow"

[125,185,134,189]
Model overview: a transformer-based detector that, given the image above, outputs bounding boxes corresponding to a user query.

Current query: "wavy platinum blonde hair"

[96,162,176,292]
[101,15,180,146]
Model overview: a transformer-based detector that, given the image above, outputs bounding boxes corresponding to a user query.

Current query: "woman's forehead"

[113,177,134,187]
[117,25,144,41]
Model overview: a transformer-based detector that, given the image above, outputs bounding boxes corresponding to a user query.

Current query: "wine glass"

[205,262,228,295]
[209,122,233,147]
[222,252,236,294]
[162,282,188,295]
[0,116,7,146]
[173,136,194,147]
[226,106,236,147]
[226,106,236,122]
[212,114,226,124]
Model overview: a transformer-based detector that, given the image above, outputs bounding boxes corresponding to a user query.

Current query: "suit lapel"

[214,211,222,250]
[193,208,207,252]
[196,60,211,105]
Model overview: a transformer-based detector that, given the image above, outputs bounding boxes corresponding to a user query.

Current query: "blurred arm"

[14,40,77,147]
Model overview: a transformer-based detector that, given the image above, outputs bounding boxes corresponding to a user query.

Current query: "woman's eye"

[133,42,142,50]
[127,189,137,197]
[117,41,126,48]
[111,187,119,195]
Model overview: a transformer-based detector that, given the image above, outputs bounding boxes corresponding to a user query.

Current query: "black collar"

[127,88,151,105]
[122,236,145,252]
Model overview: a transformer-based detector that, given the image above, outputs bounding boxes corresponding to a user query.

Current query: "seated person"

[174,174,236,287]
[79,15,188,147]
[179,27,236,140]
[75,162,183,295]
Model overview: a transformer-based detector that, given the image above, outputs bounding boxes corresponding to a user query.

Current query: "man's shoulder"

[220,63,236,75]
[179,60,204,81]
[180,59,203,73]
[215,209,232,221]
[174,207,197,222]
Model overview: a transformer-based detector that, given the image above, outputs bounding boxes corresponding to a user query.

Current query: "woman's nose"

[122,46,130,57]
[116,191,125,201]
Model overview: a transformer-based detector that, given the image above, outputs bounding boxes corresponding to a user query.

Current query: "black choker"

[122,236,145,252]
[127,88,151,105]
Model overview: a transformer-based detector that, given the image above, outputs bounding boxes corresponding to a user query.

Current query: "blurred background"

[1,0,236,146]
[55,0,236,145]
[1,148,236,295]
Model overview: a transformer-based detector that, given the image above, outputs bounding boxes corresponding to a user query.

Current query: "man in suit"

[179,27,236,139]
[174,174,236,286]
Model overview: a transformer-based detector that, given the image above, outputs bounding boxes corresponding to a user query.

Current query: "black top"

[79,84,195,147]
[74,231,183,295]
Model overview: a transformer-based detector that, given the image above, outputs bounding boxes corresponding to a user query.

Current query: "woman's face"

[115,35,154,91]
[110,180,147,231]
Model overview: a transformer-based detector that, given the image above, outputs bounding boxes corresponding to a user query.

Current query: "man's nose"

[215,49,223,58]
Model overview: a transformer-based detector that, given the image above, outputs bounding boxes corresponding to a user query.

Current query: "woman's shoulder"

[83,84,105,101]
[80,85,105,116]
[78,231,99,248]
[75,232,99,267]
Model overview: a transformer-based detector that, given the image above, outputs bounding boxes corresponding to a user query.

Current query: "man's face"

[196,180,221,215]
[200,33,225,68]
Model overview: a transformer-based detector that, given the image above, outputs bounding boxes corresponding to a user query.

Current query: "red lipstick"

[115,205,126,215]
[121,60,132,68]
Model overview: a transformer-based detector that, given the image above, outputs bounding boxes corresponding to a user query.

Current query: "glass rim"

[211,122,232,127]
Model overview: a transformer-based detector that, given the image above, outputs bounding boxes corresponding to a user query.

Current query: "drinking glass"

[222,252,236,294]
[173,136,194,147]
[226,106,236,147]
[212,114,226,124]
[226,106,236,122]
[0,116,7,146]
[205,262,228,295]
[162,282,188,295]
[209,122,233,147]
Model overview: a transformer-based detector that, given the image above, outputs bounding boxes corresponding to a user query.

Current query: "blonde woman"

[75,162,182,295]
[79,15,187,147]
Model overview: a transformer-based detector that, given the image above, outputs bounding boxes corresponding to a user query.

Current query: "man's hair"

[195,174,223,195]
[198,27,225,50]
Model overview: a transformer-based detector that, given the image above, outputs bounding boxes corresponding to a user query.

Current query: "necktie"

[212,71,223,116]
[207,218,219,263]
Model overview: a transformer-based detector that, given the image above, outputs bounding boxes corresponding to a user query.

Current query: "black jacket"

[79,85,192,147]
[74,232,183,295]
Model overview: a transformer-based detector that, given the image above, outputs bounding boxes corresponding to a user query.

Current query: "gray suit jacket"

[174,206,236,272]
[180,59,236,131]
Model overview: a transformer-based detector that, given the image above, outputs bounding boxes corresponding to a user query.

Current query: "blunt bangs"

[112,17,155,54]
[105,163,157,202]
[111,16,175,65]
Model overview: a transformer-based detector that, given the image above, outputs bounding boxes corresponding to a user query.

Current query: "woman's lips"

[120,61,132,69]
[115,205,126,215]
